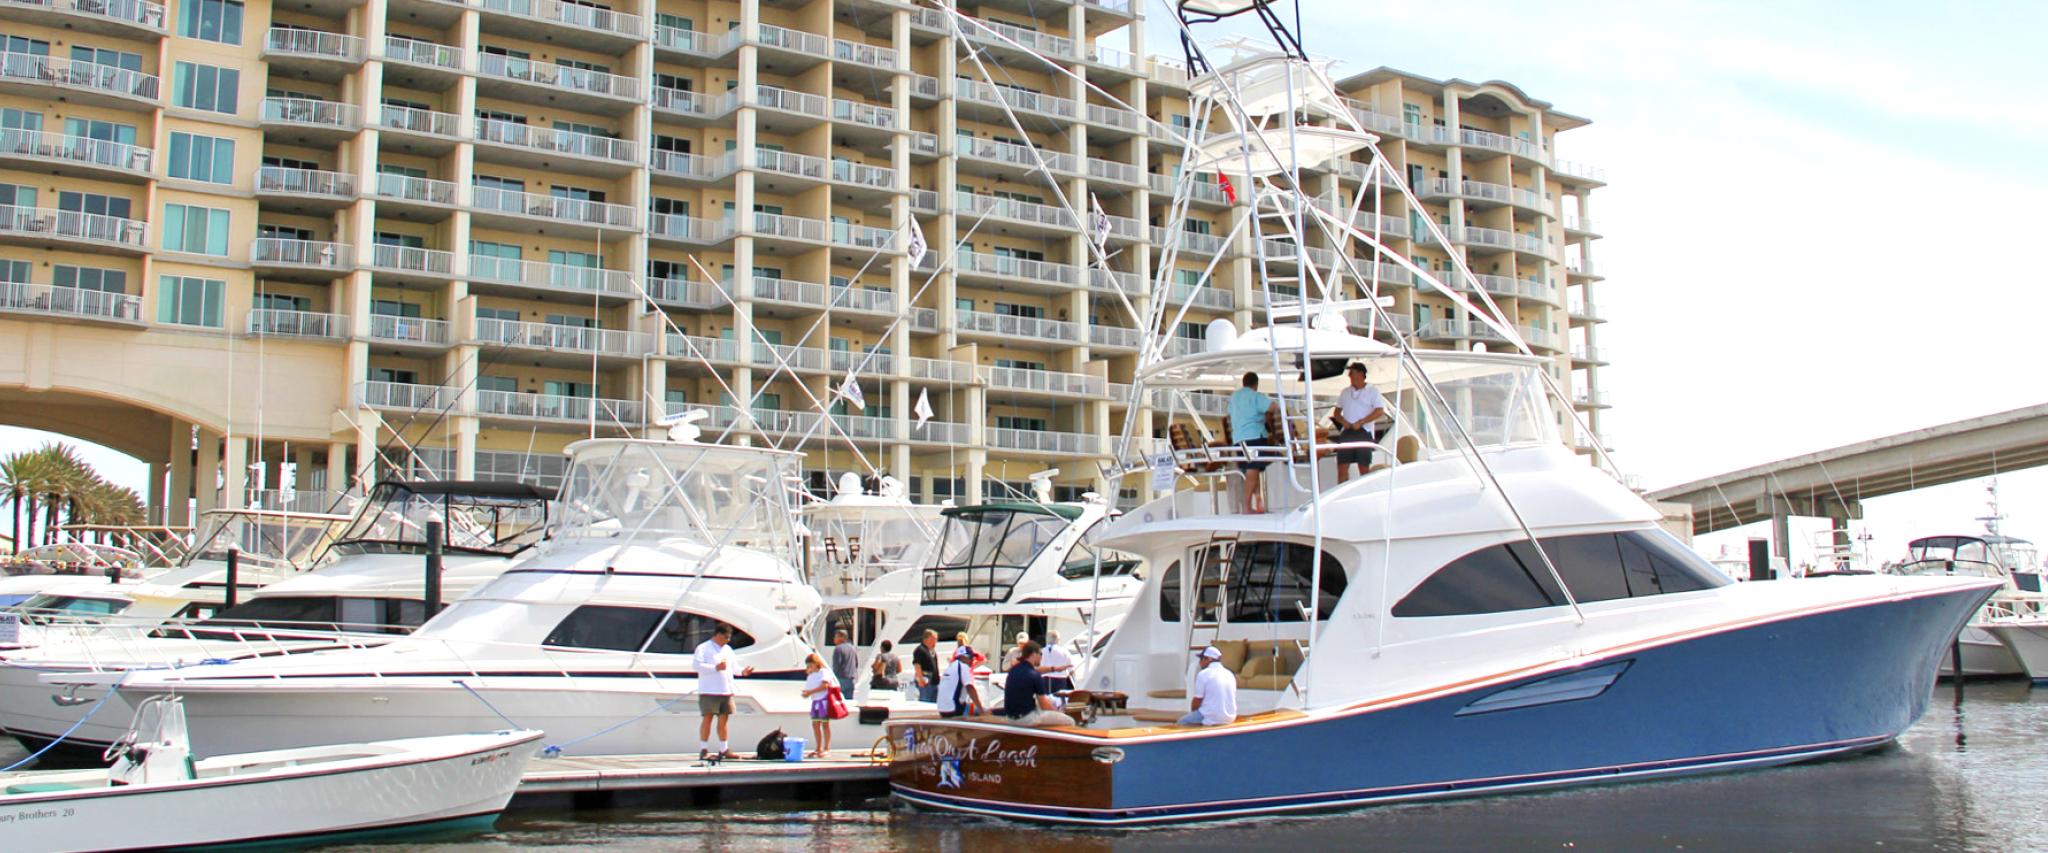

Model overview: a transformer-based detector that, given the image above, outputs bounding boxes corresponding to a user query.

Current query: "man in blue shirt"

[1226,371,1280,514]
[1003,642,1075,727]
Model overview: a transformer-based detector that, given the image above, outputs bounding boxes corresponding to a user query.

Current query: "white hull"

[1936,626,2024,677]
[1985,622,2048,682]
[129,677,934,758]
[0,730,540,852]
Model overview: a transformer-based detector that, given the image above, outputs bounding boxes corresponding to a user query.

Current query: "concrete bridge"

[1648,402,2048,558]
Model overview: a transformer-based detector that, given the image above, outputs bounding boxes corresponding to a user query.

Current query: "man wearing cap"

[1331,362,1387,483]
[935,646,984,718]
[1000,631,1031,672]
[1179,646,1238,726]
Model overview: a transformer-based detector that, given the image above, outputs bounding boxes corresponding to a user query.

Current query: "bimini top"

[563,436,804,460]
[1138,324,1395,390]
[372,479,558,502]
[941,502,1085,522]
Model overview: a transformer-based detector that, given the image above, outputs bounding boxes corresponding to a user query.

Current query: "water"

[5,682,2043,851]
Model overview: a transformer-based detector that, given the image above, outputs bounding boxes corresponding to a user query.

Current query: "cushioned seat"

[6,782,86,794]
[1146,689,1187,699]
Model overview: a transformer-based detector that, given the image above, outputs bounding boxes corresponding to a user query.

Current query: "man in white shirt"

[694,624,754,760]
[1178,646,1238,726]
[1331,362,1387,483]
[935,647,983,718]
[1040,630,1074,695]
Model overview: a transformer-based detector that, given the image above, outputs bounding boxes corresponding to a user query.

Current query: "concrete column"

[294,445,317,491]
[453,419,478,479]
[166,421,193,527]
[353,420,379,491]
[146,461,165,526]
[964,448,987,505]
[222,436,249,510]
[194,430,221,514]
[326,441,350,496]
[1770,501,1791,564]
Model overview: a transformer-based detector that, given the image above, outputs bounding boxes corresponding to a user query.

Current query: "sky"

[6,2,2047,566]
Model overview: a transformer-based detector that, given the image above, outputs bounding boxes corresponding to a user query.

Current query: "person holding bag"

[802,653,836,758]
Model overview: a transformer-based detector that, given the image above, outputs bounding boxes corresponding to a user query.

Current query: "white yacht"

[1893,534,2037,676]
[0,480,550,753]
[96,438,929,758]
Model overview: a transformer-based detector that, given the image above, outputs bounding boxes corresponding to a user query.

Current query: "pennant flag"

[839,375,866,412]
[913,387,934,427]
[1216,173,1237,203]
[1088,193,1110,246]
[905,217,928,268]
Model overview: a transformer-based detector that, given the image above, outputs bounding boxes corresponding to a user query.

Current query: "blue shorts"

[1237,438,1272,471]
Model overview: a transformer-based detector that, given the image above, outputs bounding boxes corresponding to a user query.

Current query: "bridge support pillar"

[1770,504,1790,564]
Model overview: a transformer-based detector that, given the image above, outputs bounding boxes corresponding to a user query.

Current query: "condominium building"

[0,0,1606,524]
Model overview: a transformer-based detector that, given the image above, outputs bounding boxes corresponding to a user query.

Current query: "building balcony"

[473,117,637,175]
[1151,226,1225,256]
[830,284,898,318]
[246,308,344,340]
[0,128,153,182]
[957,250,1078,291]
[980,365,1104,397]
[468,254,636,301]
[741,85,830,128]
[1088,268,1142,297]
[646,277,724,310]
[1086,157,1140,187]
[747,147,829,185]
[829,158,897,192]
[368,244,456,282]
[747,22,832,61]
[909,307,938,332]
[1570,345,1607,366]
[742,275,828,311]
[0,50,157,106]
[1083,102,1142,134]
[1456,128,1546,163]
[0,281,143,326]
[470,185,637,233]
[473,53,639,111]
[1568,300,1606,323]
[0,0,165,37]
[1258,238,1334,268]
[957,134,1076,175]
[366,313,451,347]
[1566,259,1602,280]
[832,37,895,70]
[904,74,939,101]
[255,167,356,210]
[831,97,898,131]
[252,238,353,276]
[987,426,1099,455]
[1147,172,1231,205]
[955,191,1076,232]
[261,27,363,81]
[748,340,830,373]
[379,36,465,91]
[956,309,1079,348]
[356,381,462,412]
[1089,324,1140,351]
[259,97,360,144]
[1553,159,1606,186]
[963,16,1072,58]
[651,85,714,122]
[477,389,644,426]
[954,78,1074,118]
[1168,284,1235,311]
[649,149,726,184]
[476,0,645,47]
[653,24,716,60]
[0,206,147,253]
[647,213,731,245]
[665,332,740,364]
[1573,389,1611,410]
[909,356,971,384]
[828,347,893,376]
[474,317,652,359]
[371,173,461,220]
[376,104,464,154]
[1563,215,1600,238]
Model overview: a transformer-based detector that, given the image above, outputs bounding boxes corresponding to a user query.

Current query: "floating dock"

[515,749,889,804]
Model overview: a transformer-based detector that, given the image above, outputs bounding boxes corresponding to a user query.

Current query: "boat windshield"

[7,592,131,624]
[183,510,339,571]
[1397,352,1559,453]
[1906,536,1997,566]
[328,483,549,557]
[923,507,1075,604]
[552,441,800,563]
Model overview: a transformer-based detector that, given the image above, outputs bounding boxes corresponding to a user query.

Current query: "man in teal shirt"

[1225,371,1280,513]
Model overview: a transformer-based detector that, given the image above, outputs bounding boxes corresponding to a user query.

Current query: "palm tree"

[0,450,33,550]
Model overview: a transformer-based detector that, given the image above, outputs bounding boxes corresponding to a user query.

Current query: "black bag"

[755,728,786,761]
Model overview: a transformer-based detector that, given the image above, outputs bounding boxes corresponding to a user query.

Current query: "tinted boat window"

[896,614,971,644]
[543,605,667,651]
[1617,530,1728,595]
[1515,534,1630,604]
[1392,541,1564,617]
[1395,530,1729,618]
[1225,543,1346,622]
[643,610,754,654]
[1157,561,1181,622]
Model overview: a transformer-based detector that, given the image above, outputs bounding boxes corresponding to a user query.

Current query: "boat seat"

[6,782,87,794]
[1145,689,1186,699]
[1236,641,1303,691]
[1396,435,1422,464]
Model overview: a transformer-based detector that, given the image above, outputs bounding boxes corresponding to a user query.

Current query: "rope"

[537,693,693,758]
[0,672,127,772]
[453,679,525,730]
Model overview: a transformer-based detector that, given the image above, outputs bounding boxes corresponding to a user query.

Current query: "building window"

[0,259,27,283]
[172,62,239,114]
[55,266,126,293]
[157,275,224,327]
[162,203,229,255]
[178,0,245,44]
[167,132,235,184]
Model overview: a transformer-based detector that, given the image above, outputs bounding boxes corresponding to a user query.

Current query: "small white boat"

[0,696,540,852]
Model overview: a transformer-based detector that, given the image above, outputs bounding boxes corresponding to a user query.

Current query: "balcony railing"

[1087,157,1139,185]
[1090,325,1140,349]
[369,243,454,276]
[829,347,893,376]
[472,185,636,228]
[0,205,146,248]
[263,27,362,61]
[831,285,895,314]
[0,129,152,175]
[469,254,634,298]
[956,309,1078,342]
[650,149,721,180]
[357,381,461,411]
[747,84,828,117]
[745,275,826,306]
[374,172,458,206]
[475,52,638,100]
[751,211,826,242]
[253,238,352,270]
[3,0,166,31]
[958,250,1076,287]
[1084,103,1141,130]
[751,22,831,57]
[830,158,895,189]
[1151,226,1226,256]
[980,366,1104,396]
[965,17,1071,57]
[831,97,896,129]
[0,281,142,323]
[246,308,344,339]
[478,390,644,425]
[907,74,939,99]
[648,214,729,243]
[0,51,158,100]
[382,35,462,69]
[653,25,712,55]
[955,79,1073,117]
[475,317,650,357]
[1458,128,1544,161]
[379,103,461,137]
[956,191,1076,228]
[833,38,895,69]
[474,117,636,163]
[367,313,451,345]
[833,221,893,251]
[750,147,827,180]
[1168,284,1234,311]
[956,134,1074,172]
[261,97,358,128]
[909,189,938,213]
[478,0,645,37]
[665,332,739,363]
[750,341,828,372]
[987,427,1097,454]
[256,166,354,198]
[651,85,709,116]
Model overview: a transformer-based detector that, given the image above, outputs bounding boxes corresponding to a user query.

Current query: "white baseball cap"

[1199,646,1223,660]
[1016,632,1030,643]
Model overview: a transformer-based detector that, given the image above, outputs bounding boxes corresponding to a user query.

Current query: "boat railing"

[27,615,407,674]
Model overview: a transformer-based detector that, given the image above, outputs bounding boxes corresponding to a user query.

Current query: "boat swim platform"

[514,749,888,804]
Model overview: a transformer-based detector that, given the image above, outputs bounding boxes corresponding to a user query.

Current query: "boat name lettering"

[471,749,512,766]
[902,729,1040,769]
[3,807,74,823]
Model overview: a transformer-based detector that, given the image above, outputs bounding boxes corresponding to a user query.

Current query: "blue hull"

[892,583,1992,824]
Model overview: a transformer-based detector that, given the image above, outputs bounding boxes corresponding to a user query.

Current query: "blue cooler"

[783,736,805,762]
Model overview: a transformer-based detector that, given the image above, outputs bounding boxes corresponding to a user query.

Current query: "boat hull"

[1935,626,2024,677]
[1984,622,2048,683]
[887,582,1991,825]
[0,730,539,852]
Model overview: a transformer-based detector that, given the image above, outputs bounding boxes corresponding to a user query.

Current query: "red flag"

[1216,173,1237,203]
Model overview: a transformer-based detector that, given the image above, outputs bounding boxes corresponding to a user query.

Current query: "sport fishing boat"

[94,438,930,758]
[0,481,551,754]
[885,2,1998,824]
[802,472,944,606]
[1892,535,2033,676]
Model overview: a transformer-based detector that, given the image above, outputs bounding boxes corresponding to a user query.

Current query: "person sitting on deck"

[1004,642,1076,728]
[1178,646,1239,727]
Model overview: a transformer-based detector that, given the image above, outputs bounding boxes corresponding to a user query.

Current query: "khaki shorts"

[698,693,735,715]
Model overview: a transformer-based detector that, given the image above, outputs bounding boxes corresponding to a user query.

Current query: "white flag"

[1088,194,1110,246]
[840,375,866,412]
[905,217,928,268]
[913,387,934,426]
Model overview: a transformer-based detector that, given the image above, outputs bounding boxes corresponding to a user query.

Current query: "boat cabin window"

[895,614,970,644]
[824,607,885,646]
[329,482,550,558]
[543,604,753,653]
[1224,542,1347,622]
[923,507,1074,604]
[1906,537,1996,566]
[1058,542,1143,581]
[184,510,337,571]
[1157,561,1181,622]
[552,443,799,564]
[182,595,426,635]
[9,593,129,622]
[1393,530,1729,618]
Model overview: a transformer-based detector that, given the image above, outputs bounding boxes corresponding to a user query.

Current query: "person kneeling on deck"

[1179,646,1238,727]
[1004,641,1077,727]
